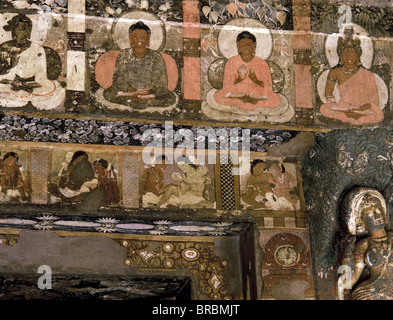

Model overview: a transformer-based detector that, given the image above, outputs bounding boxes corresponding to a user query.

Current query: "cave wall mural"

[0,0,392,301]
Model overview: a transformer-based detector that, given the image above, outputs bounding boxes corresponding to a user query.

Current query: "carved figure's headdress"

[342,187,387,235]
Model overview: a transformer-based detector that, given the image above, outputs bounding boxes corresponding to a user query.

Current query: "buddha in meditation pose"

[214,31,282,110]
[103,21,176,109]
[320,27,384,125]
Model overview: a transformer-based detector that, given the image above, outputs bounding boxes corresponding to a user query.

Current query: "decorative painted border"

[0,213,250,237]
[0,114,300,152]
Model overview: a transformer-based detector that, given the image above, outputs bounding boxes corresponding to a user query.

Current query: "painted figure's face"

[4,155,16,168]
[341,47,359,68]
[268,163,282,176]
[13,21,31,44]
[129,29,150,50]
[94,162,106,176]
[253,162,265,175]
[237,38,256,62]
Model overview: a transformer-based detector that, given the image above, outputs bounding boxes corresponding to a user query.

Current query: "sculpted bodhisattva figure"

[340,188,393,300]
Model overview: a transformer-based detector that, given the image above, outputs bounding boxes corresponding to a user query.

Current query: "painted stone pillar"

[66,0,86,112]
[292,0,314,125]
[182,0,201,117]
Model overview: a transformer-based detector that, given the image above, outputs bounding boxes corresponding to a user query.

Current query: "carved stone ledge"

[117,239,233,300]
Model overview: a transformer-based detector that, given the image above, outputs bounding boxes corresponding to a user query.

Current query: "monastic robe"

[214,55,282,110]
[103,48,176,109]
[320,67,384,125]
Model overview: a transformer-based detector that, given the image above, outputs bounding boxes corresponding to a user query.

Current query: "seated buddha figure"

[202,30,294,123]
[103,21,177,110]
[0,14,65,110]
[320,28,384,125]
[214,31,282,110]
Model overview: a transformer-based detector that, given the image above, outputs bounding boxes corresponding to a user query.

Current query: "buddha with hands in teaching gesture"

[214,31,282,110]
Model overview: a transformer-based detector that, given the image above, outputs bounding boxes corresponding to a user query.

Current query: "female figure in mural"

[0,14,65,110]
[0,152,29,202]
[320,27,384,125]
[266,162,299,211]
[341,189,393,300]
[214,31,282,110]
[242,159,275,209]
[103,21,176,109]
[93,158,120,206]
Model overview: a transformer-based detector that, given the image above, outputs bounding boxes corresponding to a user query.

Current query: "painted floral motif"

[210,222,232,236]
[200,0,292,29]
[34,215,58,230]
[0,0,67,12]
[149,220,172,235]
[86,0,182,20]
[95,217,119,233]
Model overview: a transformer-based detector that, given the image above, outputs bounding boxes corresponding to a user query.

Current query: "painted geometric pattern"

[119,240,233,300]
[219,155,236,210]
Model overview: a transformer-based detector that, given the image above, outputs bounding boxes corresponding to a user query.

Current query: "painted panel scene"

[141,154,216,209]
[240,158,300,211]
[0,149,30,203]
[48,149,121,210]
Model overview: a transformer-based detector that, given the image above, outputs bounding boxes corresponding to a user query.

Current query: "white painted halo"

[112,11,165,51]
[217,18,273,60]
[0,13,48,44]
[325,23,374,69]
